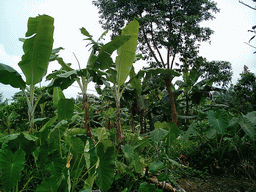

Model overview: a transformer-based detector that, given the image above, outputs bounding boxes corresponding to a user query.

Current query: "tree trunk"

[185,94,189,130]
[148,112,154,131]
[116,101,124,144]
[130,112,135,133]
[83,93,95,145]
[165,77,178,125]
[138,108,144,134]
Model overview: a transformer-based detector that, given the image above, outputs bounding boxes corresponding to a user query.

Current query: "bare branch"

[150,22,165,67]
[239,0,256,10]
[244,42,256,49]
[142,28,160,64]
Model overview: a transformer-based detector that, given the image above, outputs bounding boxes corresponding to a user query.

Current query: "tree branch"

[245,42,256,49]
[142,28,160,64]
[239,0,256,10]
[150,22,165,68]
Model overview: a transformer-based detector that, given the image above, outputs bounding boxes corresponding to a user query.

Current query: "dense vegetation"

[0,1,255,191]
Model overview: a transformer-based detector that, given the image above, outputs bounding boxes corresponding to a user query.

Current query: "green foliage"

[0,63,26,89]
[96,143,115,192]
[139,182,162,192]
[18,15,54,85]
[149,161,164,174]
[207,110,228,135]
[0,148,26,191]
[116,20,139,86]
[58,99,74,121]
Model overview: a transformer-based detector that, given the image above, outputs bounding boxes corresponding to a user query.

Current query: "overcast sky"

[0,0,255,101]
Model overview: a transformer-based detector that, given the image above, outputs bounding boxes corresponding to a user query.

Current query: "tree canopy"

[93,0,219,68]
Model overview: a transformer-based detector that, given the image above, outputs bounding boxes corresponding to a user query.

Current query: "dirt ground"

[177,175,256,192]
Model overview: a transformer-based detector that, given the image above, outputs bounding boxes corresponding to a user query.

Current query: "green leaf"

[18,15,54,85]
[150,124,169,143]
[94,35,131,70]
[0,133,37,155]
[182,122,198,142]
[116,20,139,86]
[246,111,256,126]
[162,122,180,146]
[0,148,26,192]
[0,63,26,89]
[158,172,169,182]
[45,151,66,177]
[40,115,58,133]
[134,136,150,152]
[80,27,93,38]
[138,68,180,79]
[239,116,256,141]
[94,127,110,143]
[35,176,59,192]
[139,182,162,192]
[96,143,115,192]
[81,174,96,192]
[58,98,74,121]
[121,144,134,164]
[149,161,164,174]
[129,66,142,95]
[132,151,144,173]
[53,87,65,108]
[84,140,97,174]
[207,110,228,135]
[48,120,68,154]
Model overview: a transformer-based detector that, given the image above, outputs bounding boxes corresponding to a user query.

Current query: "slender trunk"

[185,94,189,130]
[148,112,154,131]
[165,77,178,125]
[105,118,110,130]
[28,109,34,133]
[116,101,124,144]
[130,112,135,134]
[143,112,147,132]
[138,108,144,134]
[83,93,95,145]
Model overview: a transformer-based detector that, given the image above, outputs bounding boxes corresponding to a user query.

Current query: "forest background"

[0,0,255,101]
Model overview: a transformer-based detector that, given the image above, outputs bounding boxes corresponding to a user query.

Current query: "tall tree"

[93,0,219,124]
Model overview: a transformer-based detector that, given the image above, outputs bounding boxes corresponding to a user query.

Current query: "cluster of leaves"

[0,1,256,190]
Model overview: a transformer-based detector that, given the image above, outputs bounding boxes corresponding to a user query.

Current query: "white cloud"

[199,0,256,84]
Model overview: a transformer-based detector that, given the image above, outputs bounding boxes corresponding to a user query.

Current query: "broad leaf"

[53,87,65,108]
[149,161,164,174]
[239,116,256,141]
[0,133,37,155]
[48,120,68,154]
[121,144,134,164]
[150,122,169,143]
[0,149,26,192]
[81,174,96,192]
[246,111,256,126]
[207,110,228,135]
[129,66,142,95]
[58,98,74,121]
[94,35,131,70]
[116,20,139,86]
[39,115,58,133]
[139,182,162,192]
[18,15,54,85]
[161,122,180,146]
[35,176,59,192]
[96,143,115,192]
[84,140,97,174]
[0,63,26,89]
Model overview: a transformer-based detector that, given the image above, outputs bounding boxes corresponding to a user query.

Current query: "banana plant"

[94,20,139,144]
[0,15,54,133]
[46,26,132,144]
